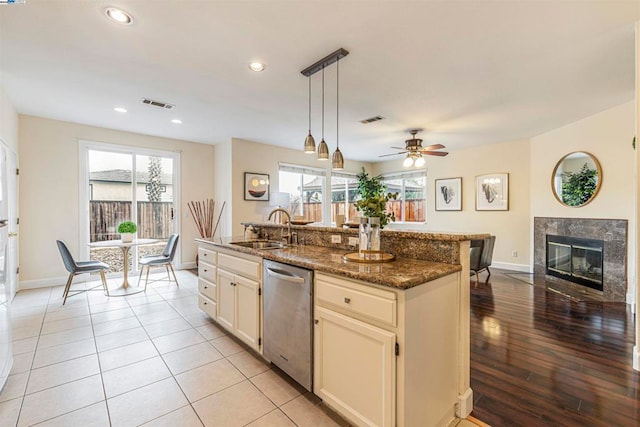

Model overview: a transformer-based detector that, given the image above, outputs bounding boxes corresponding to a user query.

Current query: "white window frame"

[331,170,358,224]
[382,170,427,223]
[278,163,327,224]
[78,140,181,273]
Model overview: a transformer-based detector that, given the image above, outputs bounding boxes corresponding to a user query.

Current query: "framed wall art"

[244,172,270,201]
[435,177,462,211]
[476,173,509,211]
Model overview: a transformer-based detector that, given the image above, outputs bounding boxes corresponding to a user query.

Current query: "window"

[330,171,358,223]
[382,171,427,222]
[279,164,326,223]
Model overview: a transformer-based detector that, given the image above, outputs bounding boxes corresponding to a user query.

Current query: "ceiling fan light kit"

[380,129,449,167]
[300,48,349,169]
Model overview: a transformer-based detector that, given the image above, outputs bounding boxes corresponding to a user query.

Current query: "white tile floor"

[0,270,351,427]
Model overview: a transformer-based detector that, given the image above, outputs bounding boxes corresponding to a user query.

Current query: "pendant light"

[332,58,344,170]
[303,75,316,153]
[317,65,329,160]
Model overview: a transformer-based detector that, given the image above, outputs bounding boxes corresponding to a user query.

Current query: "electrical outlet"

[331,235,341,244]
[348,237,359,246]
[512,250,518,258]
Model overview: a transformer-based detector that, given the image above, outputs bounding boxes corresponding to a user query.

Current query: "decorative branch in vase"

[187,199,225,239]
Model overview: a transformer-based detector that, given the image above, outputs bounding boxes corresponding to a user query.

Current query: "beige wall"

[19,115,215,285]
[531,101,636,299]
[0,85,18,152]
[373,139,531,271]
[229,138,371,236]
[214,140,233,238]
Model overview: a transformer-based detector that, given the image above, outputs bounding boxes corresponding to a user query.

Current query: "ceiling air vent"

[359,115,384,124]
[141,98,175,110]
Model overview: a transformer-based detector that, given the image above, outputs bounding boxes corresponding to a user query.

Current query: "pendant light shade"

[317,139,329,160]
[332,58,344,170]
[303,76,316,153]
[332,147,344,169]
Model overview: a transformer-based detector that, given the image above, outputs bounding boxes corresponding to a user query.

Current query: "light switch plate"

[331,235,341,244]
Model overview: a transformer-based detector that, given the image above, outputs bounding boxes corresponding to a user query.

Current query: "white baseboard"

[19,276,69,290]
[634,346,640,371]
[492,261,531,273]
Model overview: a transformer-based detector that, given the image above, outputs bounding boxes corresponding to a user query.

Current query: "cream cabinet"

[196,242,262,352]
[197,245,217,320]
[314,271,461,427]
[314,305,396,427]
[215,248,262,352]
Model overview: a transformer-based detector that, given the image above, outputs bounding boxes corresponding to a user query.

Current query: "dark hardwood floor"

[469,269,640,427]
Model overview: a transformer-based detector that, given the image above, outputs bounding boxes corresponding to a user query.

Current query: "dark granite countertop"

[197,237,462,290]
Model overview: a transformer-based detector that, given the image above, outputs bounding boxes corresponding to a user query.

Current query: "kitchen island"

[196,225,488,427]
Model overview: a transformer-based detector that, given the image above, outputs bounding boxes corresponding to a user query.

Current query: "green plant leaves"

[354,168,398,229]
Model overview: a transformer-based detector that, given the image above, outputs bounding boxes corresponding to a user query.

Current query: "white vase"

[121,233,134,243]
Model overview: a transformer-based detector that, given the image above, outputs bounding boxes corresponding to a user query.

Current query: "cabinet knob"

[314,319,319,325]
[203,301,207,305]
[344,297,351,304]
[204,286,208,289]
[204,269,208,272]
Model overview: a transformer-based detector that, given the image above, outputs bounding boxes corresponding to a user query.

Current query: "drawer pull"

[204,269,208,272]
[344,297,351,304]
[204,286,208,289]
[203,301,207,305]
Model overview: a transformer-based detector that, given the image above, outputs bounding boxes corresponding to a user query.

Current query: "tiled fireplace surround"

[533,217,628,301]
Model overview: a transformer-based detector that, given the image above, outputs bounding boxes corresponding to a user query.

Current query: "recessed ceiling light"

[105,7,133,25]
[114,107,127,113]
[171,119,182,124]
[248,62,265,72]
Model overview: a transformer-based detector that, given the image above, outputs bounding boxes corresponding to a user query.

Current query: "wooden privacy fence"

[90,201,173,241]
[301,200,425,223]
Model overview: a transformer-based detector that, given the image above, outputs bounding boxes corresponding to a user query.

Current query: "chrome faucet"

[267,208,292,245]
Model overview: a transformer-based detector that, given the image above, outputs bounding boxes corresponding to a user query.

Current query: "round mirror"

[551,151,602,207]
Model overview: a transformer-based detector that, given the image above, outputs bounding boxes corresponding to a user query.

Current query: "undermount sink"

[229,240,285,250]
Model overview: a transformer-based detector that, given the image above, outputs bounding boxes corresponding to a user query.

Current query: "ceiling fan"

[379,129,448,167]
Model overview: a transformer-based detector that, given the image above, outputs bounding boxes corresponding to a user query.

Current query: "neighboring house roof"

[89,169,173,185]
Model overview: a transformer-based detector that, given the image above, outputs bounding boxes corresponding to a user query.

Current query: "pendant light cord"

[336,59,339,149]
[308,76,311,133]
[321,66,325,140]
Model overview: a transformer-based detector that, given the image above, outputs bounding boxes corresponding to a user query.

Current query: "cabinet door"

[314,306,396,427]
[235,275,260,350]
[217,268,236,332]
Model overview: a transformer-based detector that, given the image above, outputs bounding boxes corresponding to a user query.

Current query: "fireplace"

[546,235,604,292]
[534,217,627,302]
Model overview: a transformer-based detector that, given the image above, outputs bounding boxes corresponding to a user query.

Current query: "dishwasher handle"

[265,267,306,284]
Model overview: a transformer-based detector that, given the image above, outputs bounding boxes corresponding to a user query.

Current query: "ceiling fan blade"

[421,151,449,157]
[390,146,407,150]
[378,152,406,158]
[421,143,445,151]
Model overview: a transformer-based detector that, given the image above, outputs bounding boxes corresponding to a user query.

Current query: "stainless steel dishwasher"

[263,259,313,391]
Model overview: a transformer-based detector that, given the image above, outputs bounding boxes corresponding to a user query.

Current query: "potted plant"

[354,167,398,229]
[117,221,137,243]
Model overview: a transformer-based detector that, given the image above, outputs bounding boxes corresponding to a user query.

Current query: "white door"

[314,306,396,427]
[6,148,17,300]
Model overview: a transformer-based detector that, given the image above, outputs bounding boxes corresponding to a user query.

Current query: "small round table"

[89,238,159,296]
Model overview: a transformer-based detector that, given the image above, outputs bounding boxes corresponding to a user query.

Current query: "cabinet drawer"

[316,275,397,327]
[199,278,217,301]
[198,294,217,319]
[198,263,216,284]
[218,253,260,281]
[198,247,217,265]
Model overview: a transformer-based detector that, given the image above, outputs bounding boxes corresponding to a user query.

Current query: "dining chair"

[56,240,110,305]
[138,234,180,291]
